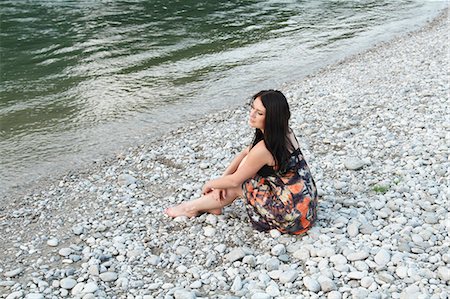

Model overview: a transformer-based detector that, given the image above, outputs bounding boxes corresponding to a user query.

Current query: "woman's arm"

[222,146,250,176]
[203,141,273,193]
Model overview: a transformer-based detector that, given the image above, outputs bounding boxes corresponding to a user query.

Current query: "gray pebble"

[374,248,391,266]
[99,272,118,282]
[46,238,59,247]
[174,289,196,299]
[83,282,99,293]
[251,293,271,299]
[58,247,73,257]
[60,278,77,290]
[271,244,286,256]
[344,158,365,170]
[303,276,321,292]
[4,268,23,278]
[317,275,336,292]
[225,248,246,263]
[279,270,298,284]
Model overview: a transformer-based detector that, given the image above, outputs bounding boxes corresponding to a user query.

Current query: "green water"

[0,0,447,196]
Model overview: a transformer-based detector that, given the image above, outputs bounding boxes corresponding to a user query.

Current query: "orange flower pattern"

[242,148,318,235]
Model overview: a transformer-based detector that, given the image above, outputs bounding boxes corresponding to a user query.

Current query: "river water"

[0,0,447,197]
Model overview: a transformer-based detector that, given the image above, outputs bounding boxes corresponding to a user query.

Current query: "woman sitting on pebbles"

[165,90,318,235]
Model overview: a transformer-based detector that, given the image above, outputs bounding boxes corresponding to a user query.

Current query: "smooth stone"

[162,283,174,289]
[266,284,280,297]
[231,276,242,292]
[334,181,347,190]
[83,282,99,293]
[71,283,85,295]
[347,251,369,261]
[377,272,395,283]
[270,229,281,238]
[118,174,137,186]
[361,277,374,288]
[4,268,23,278]
[347,272,365,280]
[293,249,310,261]
[177,265,188,274]
[58,247,73,257]
[265,257,280,271]
[88,265,99,276]
[396,266,408,278]
[0,281,15,287]
[330,254,347,265]
[279,270,298,284]
[317,275,336,292]
[347,221,360,237]
[268,270,283,280]
[99,272,118,282]
[400,285,422,299]
[148,283,161,290]
[251,293,271,299]
[60,289,68,296]
[60,278,77,290]
[225,248,246,263]
[354,261,369,271]
[437,267,450,281]
[205,214,217,225]
[303,276,321,293]
[174,289,196,299]
[190,280,202,289]
[328,291,342,299]
[317,247,335,258]
[72,225,84,235]
[398,242,411,253]
[243,255,256,267]
[359,223,376,235]
[215,244,227,253]
[25,294,44,299]
[46,238,59,247]
[203,226,216,237]
[6,291,24,299]
[344,157,365,170]
[148,255,161,266]
[374,248,391,266]
[271,244,286,256]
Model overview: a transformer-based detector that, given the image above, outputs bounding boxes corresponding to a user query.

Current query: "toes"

[164,207,174,217]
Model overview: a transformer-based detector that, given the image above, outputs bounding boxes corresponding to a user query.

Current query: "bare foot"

[165,202,198,218]
[205,208,222,215]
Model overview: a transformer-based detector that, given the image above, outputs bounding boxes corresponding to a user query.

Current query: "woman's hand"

[202,181,213,195]
[202,181,226,202]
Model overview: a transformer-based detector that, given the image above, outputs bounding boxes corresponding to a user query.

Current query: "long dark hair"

[251,89,293,173]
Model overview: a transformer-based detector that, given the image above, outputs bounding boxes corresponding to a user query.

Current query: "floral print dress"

[242,147,318,235]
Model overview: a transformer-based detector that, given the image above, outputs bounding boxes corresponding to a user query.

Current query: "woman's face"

[249,96,266,131]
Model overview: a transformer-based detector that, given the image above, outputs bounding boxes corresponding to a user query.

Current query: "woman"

[165,90,318,235]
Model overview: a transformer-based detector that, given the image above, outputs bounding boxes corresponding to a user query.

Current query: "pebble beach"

[0,8,449,299]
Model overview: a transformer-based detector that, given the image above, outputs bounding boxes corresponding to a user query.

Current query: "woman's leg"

[166,156,248,218]
[165,187,243,218]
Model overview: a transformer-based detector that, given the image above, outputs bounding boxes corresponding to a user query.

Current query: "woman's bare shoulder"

[250,140,272,159]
